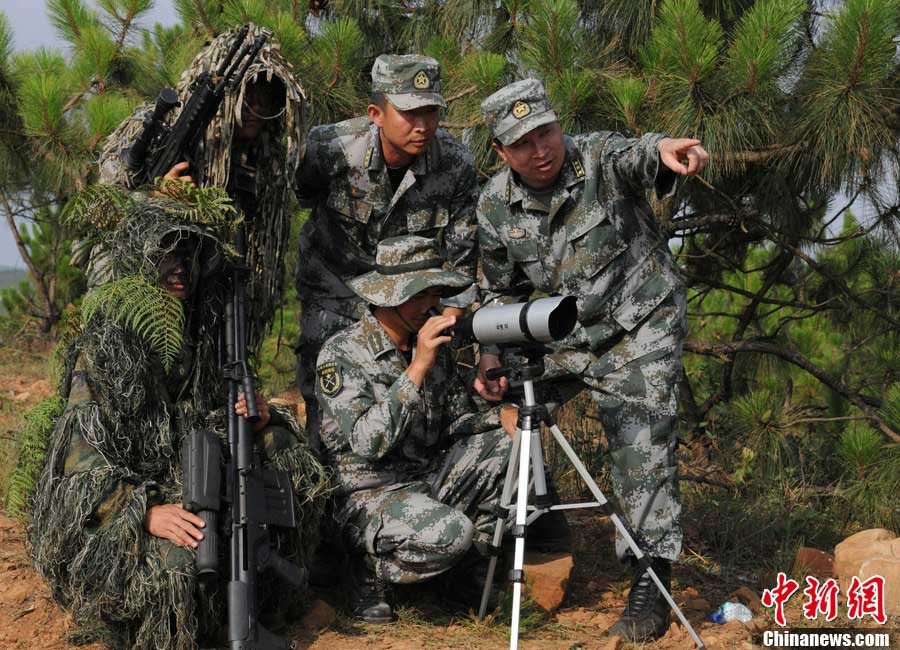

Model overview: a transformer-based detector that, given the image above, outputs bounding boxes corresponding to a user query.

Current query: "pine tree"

[1,0,899,531]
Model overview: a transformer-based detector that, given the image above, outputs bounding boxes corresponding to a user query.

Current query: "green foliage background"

[0,0,899,573]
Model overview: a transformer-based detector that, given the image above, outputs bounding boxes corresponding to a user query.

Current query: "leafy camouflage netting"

[3,396,65,518]
[96,22,307,349]
[29,201,329,649]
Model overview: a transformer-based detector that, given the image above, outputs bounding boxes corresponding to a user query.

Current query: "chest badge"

[512,101,531,119]
[508,227,527,239]
[414,70,431,89]
[317,363,343,397]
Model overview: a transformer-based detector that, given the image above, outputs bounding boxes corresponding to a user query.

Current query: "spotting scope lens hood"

[457,295,578,346]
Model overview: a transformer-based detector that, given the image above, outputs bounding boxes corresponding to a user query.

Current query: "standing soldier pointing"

[475,78,708,643]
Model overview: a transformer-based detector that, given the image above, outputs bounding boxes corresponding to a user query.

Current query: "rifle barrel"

[216,25,249,78]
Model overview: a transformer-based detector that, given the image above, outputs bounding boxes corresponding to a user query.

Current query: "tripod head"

[484,344,550,385]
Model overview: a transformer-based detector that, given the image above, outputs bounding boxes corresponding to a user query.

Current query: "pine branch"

[684,339,900,443]
[444,84,478,103]
[0,188,57,331]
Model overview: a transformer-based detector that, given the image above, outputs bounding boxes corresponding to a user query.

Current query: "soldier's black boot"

[349,558,394,624]
[608,557,672,642]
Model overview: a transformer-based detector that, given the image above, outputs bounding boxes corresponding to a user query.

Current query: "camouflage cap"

[348,236,471,307]
[371,54,447,111]
[481,78,558,146]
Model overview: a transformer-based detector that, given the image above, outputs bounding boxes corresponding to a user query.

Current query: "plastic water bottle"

[710,602,753,624]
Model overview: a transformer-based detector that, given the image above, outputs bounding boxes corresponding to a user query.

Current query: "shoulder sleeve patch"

[317,363,343,397]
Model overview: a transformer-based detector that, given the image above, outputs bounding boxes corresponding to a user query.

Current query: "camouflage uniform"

[296,55,478,441]
[316,237,509,584]
[29,210,327,650]
[478,80,687,562]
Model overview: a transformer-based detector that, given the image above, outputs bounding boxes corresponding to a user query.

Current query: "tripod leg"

[530,428,549,501]
[478,427,522,620]
[547,423,706,650]
[509,423,533,650]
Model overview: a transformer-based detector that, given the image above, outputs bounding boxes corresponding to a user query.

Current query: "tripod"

[477,347,706,650]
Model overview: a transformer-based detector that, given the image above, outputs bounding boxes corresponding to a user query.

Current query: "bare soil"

[0,343,873,650]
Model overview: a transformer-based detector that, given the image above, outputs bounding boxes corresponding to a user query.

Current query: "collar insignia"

[413,70,430,90]
[512,101,531,119]
[572,158,585,179]
[364,146,374,168]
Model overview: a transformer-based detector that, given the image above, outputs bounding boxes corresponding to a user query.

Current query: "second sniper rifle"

[122,24,266,184]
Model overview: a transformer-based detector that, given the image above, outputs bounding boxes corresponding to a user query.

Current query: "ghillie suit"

[29,199,329,650]
[93,22,307,349]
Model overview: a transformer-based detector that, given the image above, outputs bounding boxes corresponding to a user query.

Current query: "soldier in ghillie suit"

[94,23,306,350]
[474,79,709,642]
[29,200,328,650]
[296,54,479,442]
[315,236,516,622]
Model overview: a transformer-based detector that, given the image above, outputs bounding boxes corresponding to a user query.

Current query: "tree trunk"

[0,190,58,333]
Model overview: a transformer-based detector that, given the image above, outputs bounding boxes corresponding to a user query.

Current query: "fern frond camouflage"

[29,202,328,649]
[82,275,185,372]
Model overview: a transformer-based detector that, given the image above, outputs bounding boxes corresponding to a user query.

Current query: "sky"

[0,0,179,268]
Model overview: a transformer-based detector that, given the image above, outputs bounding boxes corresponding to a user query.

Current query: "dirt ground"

[0,508,759,650]
[0,343,889,650]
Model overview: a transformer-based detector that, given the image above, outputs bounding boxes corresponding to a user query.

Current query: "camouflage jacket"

[478,132,684,372]
[295,117,478,307]
[316,308,501,495]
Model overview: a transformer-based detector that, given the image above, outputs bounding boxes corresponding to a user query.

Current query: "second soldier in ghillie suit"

[29,199,329,650]
[295,54,480,442]
[94,23,306,350]
[475,79,709,642]
[315,236,516,622]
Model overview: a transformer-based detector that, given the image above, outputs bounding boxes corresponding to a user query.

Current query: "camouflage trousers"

[295,293,364,444]
[521,290,687,562]
[338,428,511,584]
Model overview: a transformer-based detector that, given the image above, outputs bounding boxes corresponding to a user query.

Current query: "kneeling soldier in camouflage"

[315,236,517,622]
[475,79,709,642]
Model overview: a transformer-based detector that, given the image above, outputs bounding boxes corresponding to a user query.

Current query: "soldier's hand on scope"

[474,352,508,401]
[235,391,270,432]
[145,503,205,548]
[407,314,455,388]
[657,138,709,176]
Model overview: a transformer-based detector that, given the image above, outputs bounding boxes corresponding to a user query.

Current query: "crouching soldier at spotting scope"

[475,79,709,642]
[29,202,327,650]
[296,54,480,442]
[315,236,517,623]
